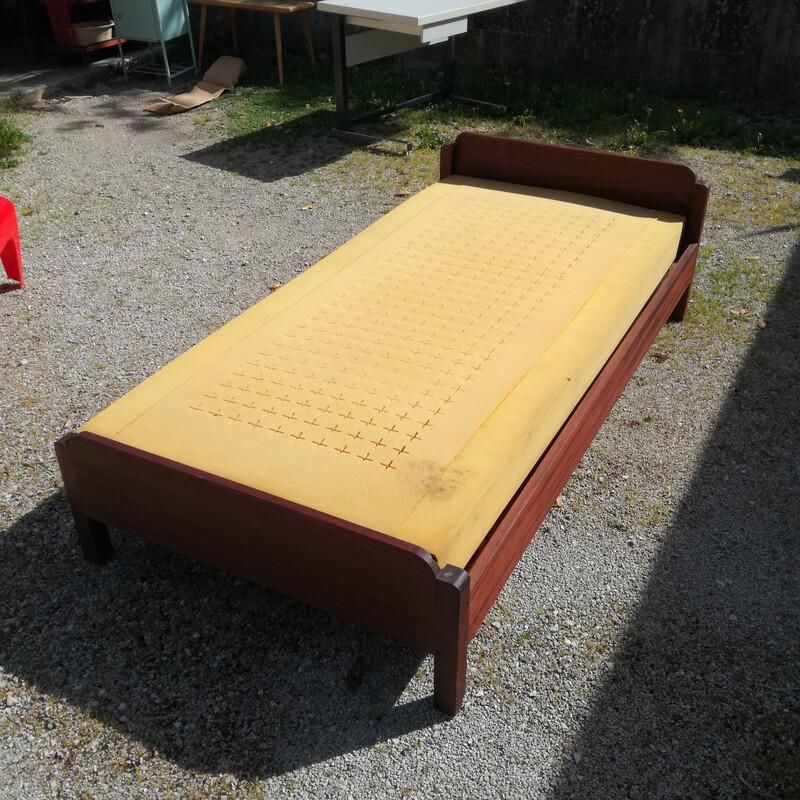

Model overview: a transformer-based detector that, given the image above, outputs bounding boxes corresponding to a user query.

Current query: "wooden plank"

[190,0,314,13]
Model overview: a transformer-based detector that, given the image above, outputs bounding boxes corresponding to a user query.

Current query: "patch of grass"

[608,118,658,154]
[415,123,450,150]
[223,54,337,140]
[704,154,800,231]
[661,147,800,341]
[707,254,772,304]
[222,55,800,159]
[192,112,215,130]
[475,72,800,156]
[0,109,29,170]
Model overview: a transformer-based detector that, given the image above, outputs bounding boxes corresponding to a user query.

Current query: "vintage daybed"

[56,133,708,714]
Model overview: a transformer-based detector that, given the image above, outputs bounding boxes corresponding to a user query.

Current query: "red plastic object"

[41,0,123,54]
[0,197,24,290]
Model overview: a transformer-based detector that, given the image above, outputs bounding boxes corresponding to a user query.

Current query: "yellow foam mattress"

[82,176,684,568]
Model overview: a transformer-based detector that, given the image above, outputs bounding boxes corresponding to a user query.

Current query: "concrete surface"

[0,56,120,103]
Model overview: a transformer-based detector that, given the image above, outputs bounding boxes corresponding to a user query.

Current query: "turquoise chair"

[110,0,198,87]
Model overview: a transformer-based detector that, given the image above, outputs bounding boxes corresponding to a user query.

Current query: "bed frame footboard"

[54,432,442,653]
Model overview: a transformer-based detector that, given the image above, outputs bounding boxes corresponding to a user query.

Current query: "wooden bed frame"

[55,133,708,715]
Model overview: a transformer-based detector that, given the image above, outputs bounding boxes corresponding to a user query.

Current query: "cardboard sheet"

[145,56,245,114]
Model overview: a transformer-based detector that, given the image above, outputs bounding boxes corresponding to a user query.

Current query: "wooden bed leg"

[55,434,113,564]
[73,517,113,565]
[433,565,470,715]
[670,284,692,322]
[669,244,699,322]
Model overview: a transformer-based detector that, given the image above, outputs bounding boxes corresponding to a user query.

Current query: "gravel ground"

[1,75,798,799]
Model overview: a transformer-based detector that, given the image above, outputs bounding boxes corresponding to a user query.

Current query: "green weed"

[221,55,800,158]
[416,124,450,150]
[0,113,28,170]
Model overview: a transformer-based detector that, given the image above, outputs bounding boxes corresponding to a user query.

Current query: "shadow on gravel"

[37,78,414,182]
[0,495,442,778]
[182,109,413,183]
[780,167,800,184]
[550,233,800,797]
[40,80,200,135]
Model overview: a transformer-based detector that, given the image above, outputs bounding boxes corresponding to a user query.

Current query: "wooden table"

[189,0,315,85]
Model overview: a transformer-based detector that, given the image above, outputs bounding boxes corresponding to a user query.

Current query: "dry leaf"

[653,352,669,363]
[302,202,316,211]
[729,308,747,316]
[269,282,281,293]
[554,494,565,508]
[264,120,273,127]
[757,319,768,328]
[395,187,410,197]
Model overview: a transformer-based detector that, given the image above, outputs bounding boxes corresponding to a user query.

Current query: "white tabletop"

[317,0,525,28]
